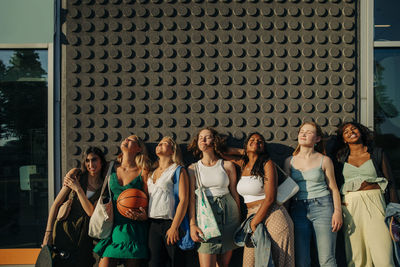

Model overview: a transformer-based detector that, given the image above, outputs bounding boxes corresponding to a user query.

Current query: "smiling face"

[121,135,142,154]
[246,134,265,154]
[342,123,362,144]
[85,152,102,176]
[156,137,174,157]
[298,123,321,147]
[197,129,214,152]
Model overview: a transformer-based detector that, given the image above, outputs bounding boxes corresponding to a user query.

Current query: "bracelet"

[46,230,52,232]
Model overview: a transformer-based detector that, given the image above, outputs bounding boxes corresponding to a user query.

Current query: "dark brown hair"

[79,146,107,189]
[335,122,374,162]
[242,132,270,179]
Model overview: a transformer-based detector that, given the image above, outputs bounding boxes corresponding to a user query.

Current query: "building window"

[374,0,400,184]
[0,49,48,248]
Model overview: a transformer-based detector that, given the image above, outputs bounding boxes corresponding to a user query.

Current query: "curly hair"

[241,132,270,179]
[187,127,227,159]
[117,135,152,171]
[293,122,326,156]
[335,122,374,162]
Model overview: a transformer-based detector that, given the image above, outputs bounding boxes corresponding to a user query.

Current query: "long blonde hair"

[117,135,152,171]
[293,122,326,156]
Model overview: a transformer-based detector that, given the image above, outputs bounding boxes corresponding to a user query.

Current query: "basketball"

[117,188,148,218]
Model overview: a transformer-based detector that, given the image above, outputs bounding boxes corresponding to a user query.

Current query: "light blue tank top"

[290,156,330,200]
[341,159,387,194]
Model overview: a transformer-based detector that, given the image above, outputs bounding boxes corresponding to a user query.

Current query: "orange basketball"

[117,188,148,218]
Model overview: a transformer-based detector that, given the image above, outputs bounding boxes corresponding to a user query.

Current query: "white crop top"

[197,159,230,197]
[237,176,265,203]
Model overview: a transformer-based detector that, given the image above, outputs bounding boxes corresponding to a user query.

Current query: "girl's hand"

[126,207,148,221]
[250,220,259,233]
[166,227,180,245]
[42,231,53,247]
[190,224,204,242]
[331,210,343,232]
[63,175,81,192]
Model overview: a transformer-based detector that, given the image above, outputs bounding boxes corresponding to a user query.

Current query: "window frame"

[0,44,55,218]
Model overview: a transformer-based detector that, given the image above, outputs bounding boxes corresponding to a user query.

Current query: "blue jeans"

[290,194,337,267]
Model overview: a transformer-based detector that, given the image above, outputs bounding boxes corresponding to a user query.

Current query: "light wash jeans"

[290,194,337,267]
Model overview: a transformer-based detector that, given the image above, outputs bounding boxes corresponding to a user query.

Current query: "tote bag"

[88,161,114,239]
[275,163,299,205]
[194,163,221,242]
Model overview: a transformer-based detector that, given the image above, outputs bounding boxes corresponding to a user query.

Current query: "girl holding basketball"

[188,127,241,267]
[94,135,151,267]
[147,136,189,267]
[42,146,107,267]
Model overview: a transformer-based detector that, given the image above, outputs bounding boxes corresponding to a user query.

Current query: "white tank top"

[197,159,230,197]
[236,176,265,203]
[147,163,178,220]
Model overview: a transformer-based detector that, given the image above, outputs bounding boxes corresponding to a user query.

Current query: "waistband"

[149,218,172,223]
[292,194,332,203]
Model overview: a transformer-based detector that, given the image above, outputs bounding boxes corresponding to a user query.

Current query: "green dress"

[52,178,100,267]
[93,168,149,259]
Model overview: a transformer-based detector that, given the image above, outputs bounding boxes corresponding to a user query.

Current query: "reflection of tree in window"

[0,50,47,145]
[374,61,399,133]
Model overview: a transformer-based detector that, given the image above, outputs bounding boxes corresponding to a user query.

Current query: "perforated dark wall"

[62,0,358,169]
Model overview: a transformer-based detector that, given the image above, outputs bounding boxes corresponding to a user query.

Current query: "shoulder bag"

[275,163,299,205]
[172,166,195,250]
[194,162,221,242]
[88,161,114,239]
[56,191,75,221]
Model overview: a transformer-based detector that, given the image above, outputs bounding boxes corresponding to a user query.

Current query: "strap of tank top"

[289,156,294,166]
[319,156,324,168]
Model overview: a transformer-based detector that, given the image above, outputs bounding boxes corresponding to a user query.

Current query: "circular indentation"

[262,103,273,113]
[344,89,355,99]
[192,117,204,127]
[329,102,341,113]
[289,117,301,127]
[302,34,314,44]
[343,103,354,113]
[262,117,273,127]
[343,75,355,85]
[302,103,314,113]
[177,103,190,113]
[316,89,328,99]
[275,103,287,113]
[276,116,287,127]
[248,117,259,127]
[234,103,246,113]
[343,21,355,30]
[303,88,314,99]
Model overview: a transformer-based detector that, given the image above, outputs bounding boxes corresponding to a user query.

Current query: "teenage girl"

[147,136,189,267]
[188,127,240,267]
[284,122,342,267]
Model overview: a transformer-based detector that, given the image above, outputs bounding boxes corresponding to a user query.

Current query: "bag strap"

[99,161,114,203]
[173,166,182,210]
[194,162,203,189]
[274,162,289,178]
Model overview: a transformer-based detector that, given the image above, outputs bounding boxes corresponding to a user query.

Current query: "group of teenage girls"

[42,121,398,267]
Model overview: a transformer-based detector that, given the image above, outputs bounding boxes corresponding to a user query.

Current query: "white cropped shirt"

[236,176,265,203]
[197,159,230,197]
[147,163,178,220]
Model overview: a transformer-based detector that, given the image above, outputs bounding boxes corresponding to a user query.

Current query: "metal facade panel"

[63,0,357,168]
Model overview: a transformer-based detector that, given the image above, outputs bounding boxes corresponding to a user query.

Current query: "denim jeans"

[290,194,337,267]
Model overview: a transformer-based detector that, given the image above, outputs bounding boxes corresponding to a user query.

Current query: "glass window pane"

[374,48,400,184]
[374,0,400,41]
[0,49,48,248]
